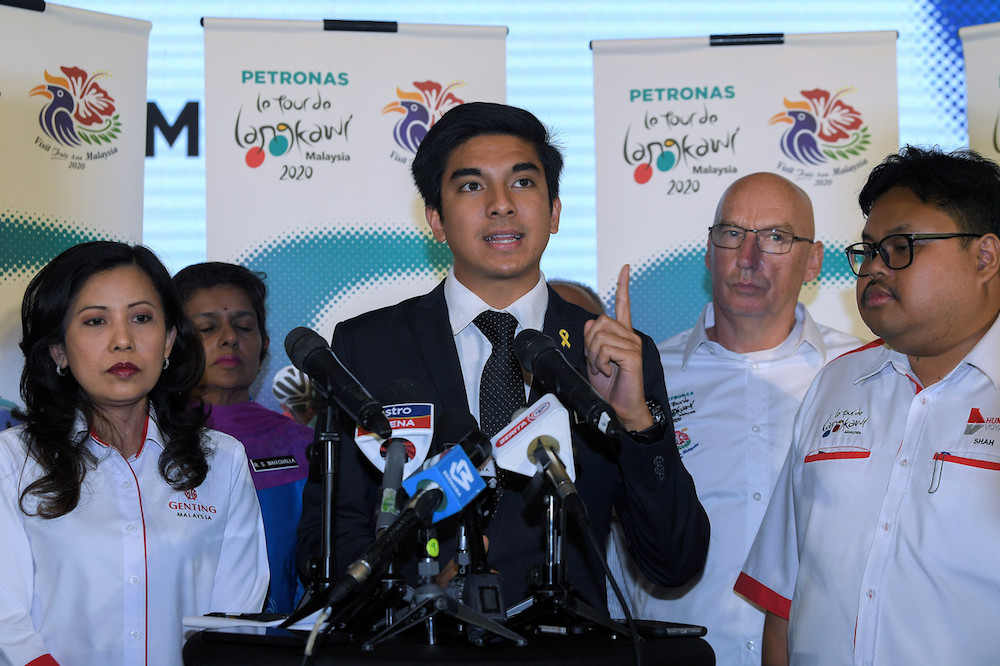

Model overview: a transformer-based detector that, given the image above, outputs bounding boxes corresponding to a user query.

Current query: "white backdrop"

[593,31,898,342]
[959,22,1000,161]
[0,3,150,406]
[204,18,506,404]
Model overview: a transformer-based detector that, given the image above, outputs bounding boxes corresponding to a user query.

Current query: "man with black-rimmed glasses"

[608,172,861,665]
[737,146,1000,665]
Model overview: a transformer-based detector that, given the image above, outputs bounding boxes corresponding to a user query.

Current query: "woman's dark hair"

[173,262,269,363]
[410,101,564,215]
[15,241,208,518]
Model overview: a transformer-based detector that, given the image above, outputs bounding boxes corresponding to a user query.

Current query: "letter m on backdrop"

[146,101,199,156]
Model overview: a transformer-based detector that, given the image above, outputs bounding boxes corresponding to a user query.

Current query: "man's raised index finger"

[615,264,632,329]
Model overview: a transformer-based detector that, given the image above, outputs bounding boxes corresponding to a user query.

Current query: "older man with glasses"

[608,172,861,665]
[737,146,1000,665]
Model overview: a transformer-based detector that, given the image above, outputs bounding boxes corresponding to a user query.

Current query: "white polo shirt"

[0,416,269,666]
[607,303,860,665]
[737,315,1000,665]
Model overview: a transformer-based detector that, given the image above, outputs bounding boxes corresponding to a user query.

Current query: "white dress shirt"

[739,314,1000,665]
[444,268,548,474]
[0,415,268,666]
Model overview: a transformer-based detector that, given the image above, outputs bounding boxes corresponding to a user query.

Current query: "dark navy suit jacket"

[297,281,709,608]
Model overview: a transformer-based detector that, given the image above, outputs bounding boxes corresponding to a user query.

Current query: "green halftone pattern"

[820,236,860,289]
[237,224,454,409]
[0,211,119,282]
[237,224,453,328]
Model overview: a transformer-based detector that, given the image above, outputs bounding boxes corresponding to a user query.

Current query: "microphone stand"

[505,478,632,638]
[361,524,527,650]
[445,499,508,640]
[282,400,346,627]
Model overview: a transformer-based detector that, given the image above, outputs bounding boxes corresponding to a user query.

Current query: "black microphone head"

[284,327,326,370]
[435,409,492,468]
[513,328,557,374]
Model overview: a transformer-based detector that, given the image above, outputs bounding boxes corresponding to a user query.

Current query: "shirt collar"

[74,408,167,459]
[443,267,549,336]
[851,315,1000,391]
[959,313,1000,390]
[681,302,825,368]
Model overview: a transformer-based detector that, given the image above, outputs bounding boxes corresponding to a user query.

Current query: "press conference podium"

[183,624,715,665]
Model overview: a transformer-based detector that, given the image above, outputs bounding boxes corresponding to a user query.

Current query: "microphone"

[492,393,577,482]
[326,486,444,608]
[513,329,624,438]
[528,435,588,525]
[434,409,493,572]
[284,327,391,439]
[421,410,493,472]
[401,429,489,524]
[325,434,490,608]
[355,381,435,535]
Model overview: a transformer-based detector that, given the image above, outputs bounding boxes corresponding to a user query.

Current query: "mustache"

[861,279,898,304]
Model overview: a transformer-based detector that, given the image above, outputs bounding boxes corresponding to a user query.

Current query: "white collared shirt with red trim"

[607,303,861,666]
[736,315,1000,665]
[0,414,268,666]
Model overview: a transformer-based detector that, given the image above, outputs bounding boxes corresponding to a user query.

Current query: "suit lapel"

[409,282,470,413]
[531,287,591,402]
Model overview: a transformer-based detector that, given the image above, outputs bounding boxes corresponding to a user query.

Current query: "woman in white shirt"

[0,241,268,666]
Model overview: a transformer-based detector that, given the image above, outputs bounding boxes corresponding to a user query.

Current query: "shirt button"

[121,481,130,489]
[746,640,756,650]
[129,575,140,585]
[900,458,909,467]
[882,522,890,533]
[130,631,140,639]
[753,492,763,501]
[751,424,761,433]
[867,589,876,600]
[752,362,760,371]
[125,524,136,533]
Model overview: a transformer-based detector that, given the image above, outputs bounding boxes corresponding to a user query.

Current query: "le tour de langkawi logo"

[381,79,465,163]
[29,66,122,168]
[768,87,871,182]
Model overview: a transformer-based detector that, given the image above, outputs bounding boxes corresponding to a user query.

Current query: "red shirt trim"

[840,338,885,358]
[734,571,791,620]
[28,655,60,666]
[933,452,1000,471]
[804,450,871,463]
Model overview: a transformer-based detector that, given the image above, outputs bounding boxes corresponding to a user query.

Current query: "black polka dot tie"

[474,310,525,439]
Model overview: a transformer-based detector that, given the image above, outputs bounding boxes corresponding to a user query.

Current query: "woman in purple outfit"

[175,262,313,614]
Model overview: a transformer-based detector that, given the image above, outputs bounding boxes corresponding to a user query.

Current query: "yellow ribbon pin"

[559,329,571,348]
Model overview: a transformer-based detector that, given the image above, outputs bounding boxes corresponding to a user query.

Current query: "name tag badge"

[250,455,299,472]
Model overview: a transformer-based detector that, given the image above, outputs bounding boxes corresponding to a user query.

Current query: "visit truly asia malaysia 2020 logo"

[380,79,465,165]
[29,66,122,169]
[234,68,352,181]
[769,87,872,185]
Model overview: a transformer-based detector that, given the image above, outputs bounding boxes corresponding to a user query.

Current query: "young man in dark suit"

[297,102,709,610]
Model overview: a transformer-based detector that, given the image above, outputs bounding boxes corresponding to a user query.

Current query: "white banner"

[204,18,506,406]
[0,3,150,407]
[593,31,898,343]
[959,22,1000,160]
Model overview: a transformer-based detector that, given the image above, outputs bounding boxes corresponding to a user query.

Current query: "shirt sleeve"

[735,415,800,620]
[0,438,52,665]
[613,331,711,588]
[207,436,269,613]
